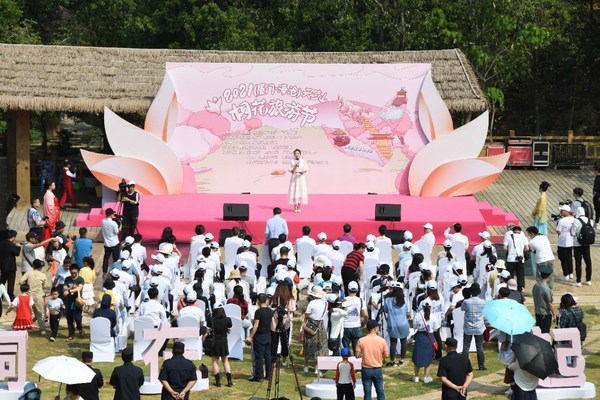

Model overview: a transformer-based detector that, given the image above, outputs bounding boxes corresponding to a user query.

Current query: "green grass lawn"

[17,305,600,399]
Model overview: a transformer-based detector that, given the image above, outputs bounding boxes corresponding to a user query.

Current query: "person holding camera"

[246,293,273,382]
[101,208,121,275]
[503,226,529,292]
[26,198,46,238]
[121,181,140,238]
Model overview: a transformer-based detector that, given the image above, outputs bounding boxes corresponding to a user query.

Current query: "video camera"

[551,200,572,221]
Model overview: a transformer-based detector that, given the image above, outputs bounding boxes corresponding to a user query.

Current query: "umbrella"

[33,355,95,397]
[511,332,558,379]
[483,298,535,335]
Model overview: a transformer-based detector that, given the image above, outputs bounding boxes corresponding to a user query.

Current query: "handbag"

[421,314,439,352]
[303,302,327,337]
[74,290,85,308]
[203,332,215,356]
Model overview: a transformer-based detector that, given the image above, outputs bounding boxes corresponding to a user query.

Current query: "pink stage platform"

[77,194,517,244]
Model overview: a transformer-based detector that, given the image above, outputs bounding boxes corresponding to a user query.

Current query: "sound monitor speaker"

[387,229,406,245]
[218,228,247,247]
[223,203,249,221]
[375,203,401,221]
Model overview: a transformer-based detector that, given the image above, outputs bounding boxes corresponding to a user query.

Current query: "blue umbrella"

[483,298,535,335]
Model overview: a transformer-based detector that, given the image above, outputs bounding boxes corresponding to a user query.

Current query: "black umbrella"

[511,332,558,379]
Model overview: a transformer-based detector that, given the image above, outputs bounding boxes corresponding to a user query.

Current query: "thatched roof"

[0,44,487,114]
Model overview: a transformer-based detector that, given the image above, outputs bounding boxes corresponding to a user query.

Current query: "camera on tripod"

[113,214,124,227]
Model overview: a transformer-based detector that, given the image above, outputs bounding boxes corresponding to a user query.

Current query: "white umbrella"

[33,356,95,385]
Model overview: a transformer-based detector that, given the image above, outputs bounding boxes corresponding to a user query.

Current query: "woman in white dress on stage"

[288,149,308,213]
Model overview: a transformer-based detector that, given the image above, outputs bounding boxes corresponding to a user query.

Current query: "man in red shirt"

[341,243,366,295]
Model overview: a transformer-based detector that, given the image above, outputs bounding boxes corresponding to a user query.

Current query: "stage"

[76,194,517,244]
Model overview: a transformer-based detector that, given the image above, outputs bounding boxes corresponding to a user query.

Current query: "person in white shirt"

[236,241,258,274]
[526,225,556,288]
[327,240,345,269]
[364,241,380,263]
[129,234,147,270]
[503,226,529,292]
[444,223,469,248]
[271,234,289,261]
[188,225,206,265]
[326,294,348,356]
[555,204,575,281]
[341,281,367,355]
[101,208,121,274]
[421,223,435,247]
[374,225,392,246]
[313,232,332,258]
[224,227,244,249]
[571,206,593,286]
[471,231,497,267]
[138,287,168,327]
[178,291,206,327]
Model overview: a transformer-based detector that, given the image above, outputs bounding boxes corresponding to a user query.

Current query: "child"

[0,282,11,317]
[46,287,65,341]
[79,257,96,313]
[7,284,35,331]
[335,347,356,400]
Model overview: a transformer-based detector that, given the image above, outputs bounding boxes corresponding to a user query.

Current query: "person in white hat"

[341,281,367,355]
[555,204,575,281]
[303,285,328,372]
[235,239,258,278]
[444,223,469,248]
[313,232,332,259]
[327,240,345,269]
[420,223,435,247]
[471,231,497,269]
[364,241,380,269]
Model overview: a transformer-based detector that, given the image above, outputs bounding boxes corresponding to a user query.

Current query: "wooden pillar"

[567,130,574,144]
[6,110,31,207]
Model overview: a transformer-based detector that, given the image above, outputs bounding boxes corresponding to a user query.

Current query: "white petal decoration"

[144,73,177,142]
[420,153,511,197]
[417,70,454,141]
[408,111,489,196]
[103,107,183,194]
[81,150,168,195]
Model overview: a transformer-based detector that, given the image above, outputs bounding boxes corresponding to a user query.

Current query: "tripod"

[265,320,303,400]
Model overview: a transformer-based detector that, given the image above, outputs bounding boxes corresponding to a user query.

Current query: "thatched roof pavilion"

[0,44,488,210]
[0,44,486,114]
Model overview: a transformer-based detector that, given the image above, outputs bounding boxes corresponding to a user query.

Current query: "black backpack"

[579,199,594,221]
[577,217,596,245]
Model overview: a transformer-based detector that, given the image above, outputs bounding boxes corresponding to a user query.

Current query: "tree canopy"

[4,0,599,134]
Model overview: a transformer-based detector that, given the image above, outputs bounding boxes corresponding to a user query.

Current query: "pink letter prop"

[0,331,28,392]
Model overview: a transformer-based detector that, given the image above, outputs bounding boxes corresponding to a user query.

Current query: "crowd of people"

[0,178,594,400]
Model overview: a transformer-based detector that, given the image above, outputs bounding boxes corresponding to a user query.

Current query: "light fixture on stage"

[375,203,401,221]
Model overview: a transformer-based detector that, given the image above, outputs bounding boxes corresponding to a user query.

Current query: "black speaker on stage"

[223,203,249,221]
[375,203,401,221]
[387,229,406,245]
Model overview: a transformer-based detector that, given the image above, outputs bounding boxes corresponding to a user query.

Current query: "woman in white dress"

[288,149,308,213]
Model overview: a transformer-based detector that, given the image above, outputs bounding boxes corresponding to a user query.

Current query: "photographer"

[245,293,273,382]
[502,226,529,292]
[270,281,296,367]
[121,181,140,238]
[101,208,121,274]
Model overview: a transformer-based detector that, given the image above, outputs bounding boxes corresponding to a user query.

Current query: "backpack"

[566,308,587,342]
[577,217,596,245]
[579,199,594,221]
[270,303,291,332]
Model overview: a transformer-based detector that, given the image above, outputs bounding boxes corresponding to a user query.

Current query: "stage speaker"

[218,228,247,247]
[375,203,401,221]
[387,229,406,245]
[223,203,249,221]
